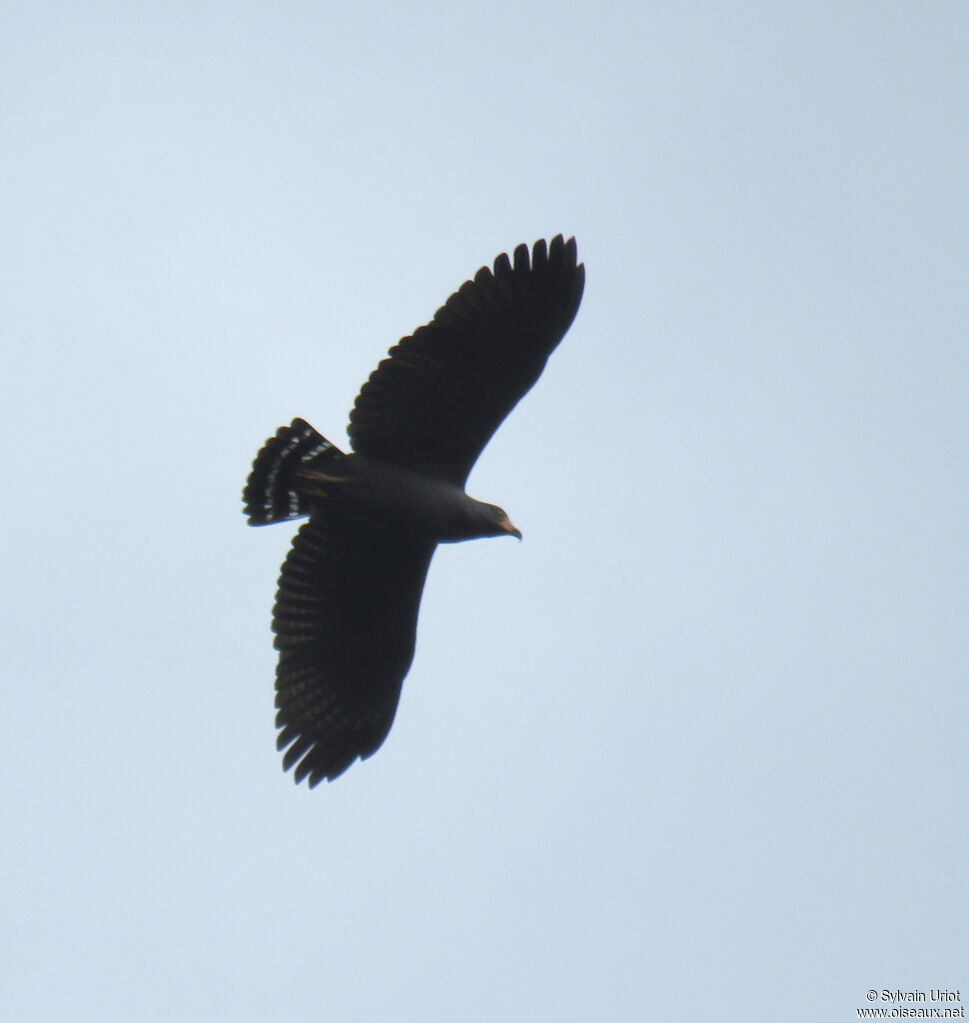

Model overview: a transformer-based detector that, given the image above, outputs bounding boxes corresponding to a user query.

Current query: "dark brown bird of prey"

[243,236,584,785]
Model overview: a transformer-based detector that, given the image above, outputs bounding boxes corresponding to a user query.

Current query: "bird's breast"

[326,458,479,543]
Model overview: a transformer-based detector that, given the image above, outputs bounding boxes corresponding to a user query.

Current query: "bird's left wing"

[348,235,584,486]
[272,514,435,785]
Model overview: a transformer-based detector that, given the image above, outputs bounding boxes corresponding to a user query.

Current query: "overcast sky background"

[3,3,967,1021]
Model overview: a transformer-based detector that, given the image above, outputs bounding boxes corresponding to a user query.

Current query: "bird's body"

[244,236,584,785]
[302,453,518,543]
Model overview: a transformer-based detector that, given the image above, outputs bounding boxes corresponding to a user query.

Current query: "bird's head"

[444,497,521,542]
[476,502,522,541]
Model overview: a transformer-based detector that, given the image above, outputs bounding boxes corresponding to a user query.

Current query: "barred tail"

[243,418,345,525]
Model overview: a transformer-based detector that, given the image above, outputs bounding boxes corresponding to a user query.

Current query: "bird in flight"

[243,236,585,785]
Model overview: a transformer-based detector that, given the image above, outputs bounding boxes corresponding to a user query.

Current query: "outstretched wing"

[272,515,435,785]
[348,235,585,486]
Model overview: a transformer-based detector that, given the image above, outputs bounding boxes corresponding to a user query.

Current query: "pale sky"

[3,3,967,1021]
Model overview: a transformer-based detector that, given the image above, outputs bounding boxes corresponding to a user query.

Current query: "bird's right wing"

[348,236,584,487]
[272,515,435,785]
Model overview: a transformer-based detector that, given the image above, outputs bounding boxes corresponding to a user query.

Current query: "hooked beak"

[502,520,523,541]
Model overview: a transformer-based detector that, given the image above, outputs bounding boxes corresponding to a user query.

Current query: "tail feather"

[244,418,345,525]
